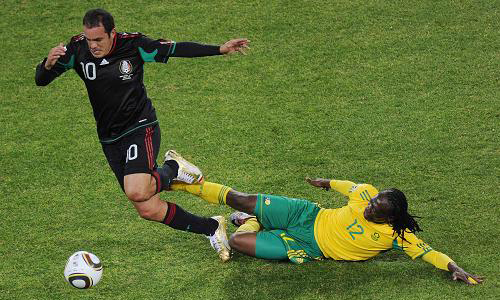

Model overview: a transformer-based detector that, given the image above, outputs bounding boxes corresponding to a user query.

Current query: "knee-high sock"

[171,181,231,205]
[235,217,262,233]
[162,202,218,235]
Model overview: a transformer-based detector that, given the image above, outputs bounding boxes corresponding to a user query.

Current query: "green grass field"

[0,1,498,299]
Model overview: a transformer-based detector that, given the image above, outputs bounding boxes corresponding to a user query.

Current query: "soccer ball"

[64,251,103,289]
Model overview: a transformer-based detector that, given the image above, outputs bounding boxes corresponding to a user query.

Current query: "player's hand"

[220,38,250,55]
[306,177,331,191]
[45,43,66,70]
[448,262,484,285]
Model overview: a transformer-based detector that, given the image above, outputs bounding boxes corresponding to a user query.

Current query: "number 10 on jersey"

[80,62,96,80]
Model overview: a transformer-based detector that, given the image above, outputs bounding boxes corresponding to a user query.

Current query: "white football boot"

[229,211,255,227]
[206,216,231,262]
[164,150,204,184]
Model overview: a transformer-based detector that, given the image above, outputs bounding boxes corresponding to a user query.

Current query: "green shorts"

[253,194,323,264]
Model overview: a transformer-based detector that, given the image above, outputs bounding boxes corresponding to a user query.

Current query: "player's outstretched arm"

[169,39,249,58]
[448,262,484,285]
[413,238,484,285]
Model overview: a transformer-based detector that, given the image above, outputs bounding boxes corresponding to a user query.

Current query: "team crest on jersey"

[119,60,133,80]
[371,232,380,241]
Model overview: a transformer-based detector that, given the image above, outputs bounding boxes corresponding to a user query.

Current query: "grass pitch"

[0,1,498,299]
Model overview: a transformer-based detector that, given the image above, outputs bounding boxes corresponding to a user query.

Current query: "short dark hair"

[379,188,422,242]
[83,9,115,35]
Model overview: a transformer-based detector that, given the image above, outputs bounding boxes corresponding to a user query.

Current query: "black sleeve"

[35,58,60,86]
[170,42,221,57]
[35,40,77,86]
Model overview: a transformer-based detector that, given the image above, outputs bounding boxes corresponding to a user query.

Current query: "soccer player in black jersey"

[35,8,249,262]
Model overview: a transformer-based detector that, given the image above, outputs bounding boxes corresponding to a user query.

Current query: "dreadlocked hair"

[380,188,422,243]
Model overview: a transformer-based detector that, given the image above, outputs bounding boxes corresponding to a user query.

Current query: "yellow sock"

[170,182,202,194]
[170,181,231,205]
[236,217,262,233]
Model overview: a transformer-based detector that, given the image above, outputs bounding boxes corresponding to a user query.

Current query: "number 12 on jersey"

[346,219,364,240]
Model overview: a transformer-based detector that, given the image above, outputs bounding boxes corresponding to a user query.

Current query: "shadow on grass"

[221,250,435,300]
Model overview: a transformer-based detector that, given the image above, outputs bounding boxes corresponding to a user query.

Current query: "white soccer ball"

[64,251,103,289]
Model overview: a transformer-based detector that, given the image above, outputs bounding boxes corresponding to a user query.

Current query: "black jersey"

[35,32,221,143]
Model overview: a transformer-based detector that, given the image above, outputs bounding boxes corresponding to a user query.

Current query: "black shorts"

[101,124,161,191]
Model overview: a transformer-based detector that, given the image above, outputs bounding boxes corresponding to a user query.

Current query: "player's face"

[364,194,394,224]
[83,24,116,58]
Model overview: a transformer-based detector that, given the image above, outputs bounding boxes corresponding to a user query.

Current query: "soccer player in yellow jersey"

[171,177,484,285]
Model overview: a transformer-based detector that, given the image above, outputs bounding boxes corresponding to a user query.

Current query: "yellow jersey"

[313,180,453,270]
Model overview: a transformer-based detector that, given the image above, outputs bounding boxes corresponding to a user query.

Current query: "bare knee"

[229,232,256,256]
[229,233,244,251]
[126,191,150,203]
[124,174,156,202]
[133,201,167,221]
[125,188,157,220]
[129,194,167,222]
[125,183,153,203]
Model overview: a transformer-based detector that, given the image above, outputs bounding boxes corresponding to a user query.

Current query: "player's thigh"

[123,124,161,176]
[123,173,154,200]
[101,124,161,192]
[255,230,288,260]
[102,141,126,191]
[254,194,312,230]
